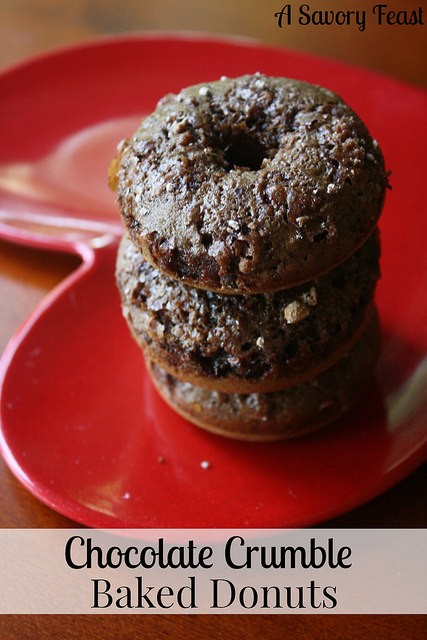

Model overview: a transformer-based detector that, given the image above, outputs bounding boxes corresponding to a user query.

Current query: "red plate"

[0,35,426,528]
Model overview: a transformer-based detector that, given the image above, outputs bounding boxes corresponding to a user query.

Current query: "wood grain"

[0,1,425,637]
[0,0,426,87]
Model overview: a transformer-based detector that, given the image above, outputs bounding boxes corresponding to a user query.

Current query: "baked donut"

[117,230,380,392]
[111,74,388,294]
[147,310,380,441]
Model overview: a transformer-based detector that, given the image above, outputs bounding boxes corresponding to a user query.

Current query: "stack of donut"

[111,74,388,441]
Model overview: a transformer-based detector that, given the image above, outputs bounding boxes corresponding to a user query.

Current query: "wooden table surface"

[0,1,425,638]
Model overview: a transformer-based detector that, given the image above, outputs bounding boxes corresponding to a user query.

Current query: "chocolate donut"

[117,230,380,393]
[147,311,380,441]
[111,74,388,293]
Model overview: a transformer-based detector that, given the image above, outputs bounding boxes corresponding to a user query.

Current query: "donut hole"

[201,233,213,248]
[223,134,267,171]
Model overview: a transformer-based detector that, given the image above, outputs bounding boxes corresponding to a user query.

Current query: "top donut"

[111,74,388,294]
